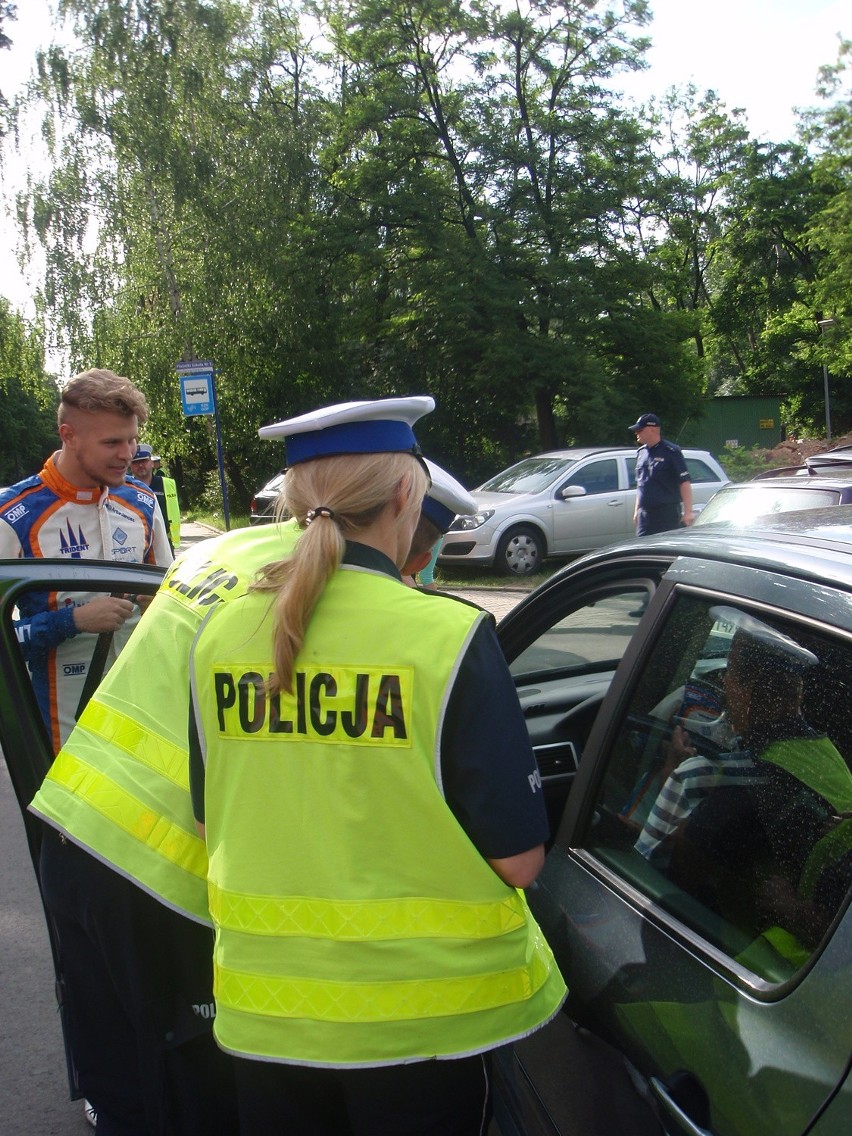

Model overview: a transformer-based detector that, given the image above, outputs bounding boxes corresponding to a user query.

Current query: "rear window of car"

[699,487,840,527]
[686,458,724,484]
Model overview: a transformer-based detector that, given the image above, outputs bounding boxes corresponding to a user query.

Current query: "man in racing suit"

[0,368,173,1133]
[0,368,173,751]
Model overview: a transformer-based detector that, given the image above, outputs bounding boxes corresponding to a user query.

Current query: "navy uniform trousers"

[636,503,681,536]
[233,1049,493,1136]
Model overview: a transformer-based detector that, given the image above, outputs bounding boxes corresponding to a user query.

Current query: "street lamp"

[818,318,836,441]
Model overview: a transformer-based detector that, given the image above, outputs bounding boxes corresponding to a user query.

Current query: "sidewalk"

[177,522,528,620]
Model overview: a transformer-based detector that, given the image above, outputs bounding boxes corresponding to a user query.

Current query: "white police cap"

[421,459,476,534]
[710,606,818,673]
[258,396,435,465]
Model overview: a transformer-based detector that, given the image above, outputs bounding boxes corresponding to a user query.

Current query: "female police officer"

[187,397,565,1134]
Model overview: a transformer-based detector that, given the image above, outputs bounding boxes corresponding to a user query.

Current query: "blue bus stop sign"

[177,362,215,416]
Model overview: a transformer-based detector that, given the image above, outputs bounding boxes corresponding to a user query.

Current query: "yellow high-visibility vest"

[191,566,566,1066]
[159,474,181,548]
[30,521,302,922]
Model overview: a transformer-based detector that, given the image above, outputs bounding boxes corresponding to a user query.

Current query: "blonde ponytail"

[253,452,427,692]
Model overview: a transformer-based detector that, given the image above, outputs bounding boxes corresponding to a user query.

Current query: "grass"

[183,510,564,589]
[434,562,560,590]
[183,507,252,530]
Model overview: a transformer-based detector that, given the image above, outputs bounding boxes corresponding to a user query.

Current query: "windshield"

[480,456,574,494]
[509,590,643,678]
[697,485,839,526]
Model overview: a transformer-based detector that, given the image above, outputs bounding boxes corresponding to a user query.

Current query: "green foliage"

[2,3,849,500]
[0,1,16,49]
[717,444,778,483]
[0,297,58,485]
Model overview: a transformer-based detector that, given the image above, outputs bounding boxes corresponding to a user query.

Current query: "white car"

[438,446,729,576]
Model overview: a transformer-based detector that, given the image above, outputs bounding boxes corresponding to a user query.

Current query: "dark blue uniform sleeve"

[188,687,205,824]
[670,443,689,480]
[440,619,549,859]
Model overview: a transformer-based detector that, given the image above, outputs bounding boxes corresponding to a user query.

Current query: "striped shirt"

[635,750,762,860]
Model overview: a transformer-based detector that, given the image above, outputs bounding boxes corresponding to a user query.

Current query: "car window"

[561,458,619,496]
[698,486,840,526]
[479,456,572,494]
[579,593,852,985]
[262,472,285,495]
[685,458,722,484]
[0,567,164,782]
[509,588,647,678]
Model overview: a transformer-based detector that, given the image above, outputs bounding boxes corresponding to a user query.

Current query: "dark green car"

[1,509,850,1134]
[493,507,852,1136]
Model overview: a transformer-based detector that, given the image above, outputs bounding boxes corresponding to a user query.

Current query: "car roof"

[804,445,852,464]
[723,502,852,540]
[536,504,852,598]
[722,473,852,490]
[533,446,715,460]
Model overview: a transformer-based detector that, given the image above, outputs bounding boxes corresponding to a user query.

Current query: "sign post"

[176,359,231,531]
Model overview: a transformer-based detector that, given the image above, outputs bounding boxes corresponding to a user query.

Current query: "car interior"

[574,595,852,986]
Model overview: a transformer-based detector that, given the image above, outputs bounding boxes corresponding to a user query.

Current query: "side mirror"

[558,485,586,500]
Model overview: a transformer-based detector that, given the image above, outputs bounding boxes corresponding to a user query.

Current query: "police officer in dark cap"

[629,412,695,535]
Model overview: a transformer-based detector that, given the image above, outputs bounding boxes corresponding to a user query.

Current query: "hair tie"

[305,506,336,525]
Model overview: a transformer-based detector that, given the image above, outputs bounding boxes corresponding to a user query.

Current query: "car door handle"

[606,499,622,506]
[650,1075,712,1136]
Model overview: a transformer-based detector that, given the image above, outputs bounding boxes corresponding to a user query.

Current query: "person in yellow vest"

[30,412,560,1132]
[129,444,181,552]
[674,617,852,969]
[188,397,566,1133]
[150,454,181,550]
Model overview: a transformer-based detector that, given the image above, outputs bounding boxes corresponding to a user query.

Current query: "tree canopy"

[2,3,849,502]
[0,298,58,485]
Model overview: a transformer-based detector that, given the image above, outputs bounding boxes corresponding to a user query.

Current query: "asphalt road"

[0,760,88,1134]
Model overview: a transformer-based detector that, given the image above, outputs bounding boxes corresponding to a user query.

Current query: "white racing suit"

[0,454,173,750]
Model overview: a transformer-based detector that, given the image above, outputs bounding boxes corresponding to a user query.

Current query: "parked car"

[756,445,852,477]
[438,447,728,577]
[491,510,852,1135]
[2,510,850,1135]
[695,470,852,528]
[249,470,285,523]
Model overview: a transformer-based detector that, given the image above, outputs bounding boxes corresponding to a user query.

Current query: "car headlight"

[449,510,495,532]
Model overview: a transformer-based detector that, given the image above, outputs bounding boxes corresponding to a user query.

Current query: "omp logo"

[59,521,89,557]
[63,663,87,676]
[4,503,27,523]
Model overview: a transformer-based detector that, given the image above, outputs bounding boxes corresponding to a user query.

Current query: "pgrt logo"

[5,503,27,524]
[63,663,87,676]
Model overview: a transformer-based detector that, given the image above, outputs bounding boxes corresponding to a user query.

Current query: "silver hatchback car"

[438,446,729,576]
